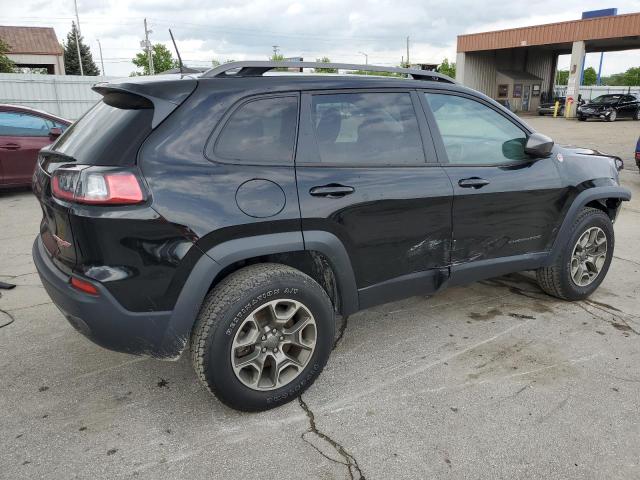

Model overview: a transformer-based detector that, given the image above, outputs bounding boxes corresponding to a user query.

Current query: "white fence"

[2,73,638,121]
[553,85,640,100]
[0,73,119,120]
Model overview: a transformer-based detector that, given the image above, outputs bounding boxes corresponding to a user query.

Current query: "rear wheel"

[633,109,640,121]
[536,207,613,301]
[190,263,335,411]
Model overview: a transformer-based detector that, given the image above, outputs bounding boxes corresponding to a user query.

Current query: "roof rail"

[201,61,455,83]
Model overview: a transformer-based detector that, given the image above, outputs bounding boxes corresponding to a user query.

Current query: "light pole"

[358,51,368,65]
[96,39,105,76]
[73,0,84,75]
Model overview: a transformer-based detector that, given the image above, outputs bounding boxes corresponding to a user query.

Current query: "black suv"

[32,62,631,411]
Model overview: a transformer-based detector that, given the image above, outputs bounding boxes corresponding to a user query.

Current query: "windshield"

[590,95,621,104]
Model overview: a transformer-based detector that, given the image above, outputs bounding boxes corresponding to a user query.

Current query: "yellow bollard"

[553,100,560,118]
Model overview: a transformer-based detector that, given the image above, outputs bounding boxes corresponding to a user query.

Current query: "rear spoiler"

[92,77,197,128]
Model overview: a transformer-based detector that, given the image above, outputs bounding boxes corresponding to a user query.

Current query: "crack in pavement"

[614,255,640,267]
[298,396,365,480]
[0,309,16,329]
[0,271,38,279]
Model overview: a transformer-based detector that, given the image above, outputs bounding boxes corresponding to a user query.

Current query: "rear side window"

[0,111,52,137]
[51,98,153,166]
[214,96,298,164]
[309,92,424,165]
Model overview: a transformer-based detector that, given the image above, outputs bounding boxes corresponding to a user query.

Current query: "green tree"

[314,56,337,73]
[0,38,15,73]
[597,67,640,86]
[556,69,569,85]
[267,52,290,71]
[211,58,235,67]
[132,43,178,75]
[582,66,597,86]
[63,22,100,75]
[438,58,456,78]
[622,67,640,86]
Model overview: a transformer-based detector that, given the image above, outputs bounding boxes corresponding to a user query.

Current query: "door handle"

[0,143,20,150]
[309,184,355,198]
[458,177,490,189]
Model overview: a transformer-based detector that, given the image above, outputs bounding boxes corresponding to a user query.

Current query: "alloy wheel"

[230,299,317,391]
[570,226,607,287]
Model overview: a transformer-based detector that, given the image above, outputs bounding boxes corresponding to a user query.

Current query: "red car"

[0,104,71,188]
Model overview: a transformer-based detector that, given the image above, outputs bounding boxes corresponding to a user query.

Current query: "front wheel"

[608,110,617,122]
[190,263,335,411]
[536,207,614,301]
[578,115,587,121]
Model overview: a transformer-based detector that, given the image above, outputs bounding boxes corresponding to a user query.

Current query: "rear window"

[51,97,153,165]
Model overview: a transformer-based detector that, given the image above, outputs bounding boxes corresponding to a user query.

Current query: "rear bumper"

[33,237,177,358]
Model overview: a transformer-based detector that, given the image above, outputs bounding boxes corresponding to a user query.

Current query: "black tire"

[578,115,587,121]
[536,207,614,301]
[633,109,640,121]
[190,263,335,411]
[607,109,617,122]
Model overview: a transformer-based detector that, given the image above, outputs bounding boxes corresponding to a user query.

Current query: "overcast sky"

[4,0,640,77]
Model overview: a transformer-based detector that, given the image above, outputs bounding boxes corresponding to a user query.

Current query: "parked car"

[0,105,71,189]
[32,61,631,411]
[537,96,566,116]
[577,94,640,122]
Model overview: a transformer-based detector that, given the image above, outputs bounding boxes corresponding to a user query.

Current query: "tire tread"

[536,207,610,300]
[189,263,331,402]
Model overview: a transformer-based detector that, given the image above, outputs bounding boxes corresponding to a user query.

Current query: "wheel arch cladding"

[159,231,359,357]
[546,185,631,266]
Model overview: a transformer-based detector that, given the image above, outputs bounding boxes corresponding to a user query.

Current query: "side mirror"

[525,132,554,158]
[49,127,63,140]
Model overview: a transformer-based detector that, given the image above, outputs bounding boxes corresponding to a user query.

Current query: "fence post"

[51,76,61,117]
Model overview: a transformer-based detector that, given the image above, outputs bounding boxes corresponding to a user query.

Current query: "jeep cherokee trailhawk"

[32,61,631,411]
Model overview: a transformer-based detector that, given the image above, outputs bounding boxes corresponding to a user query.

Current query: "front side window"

[0,111,52,137]
[310,92,424,165]
[424,93,528,165]
[214,96,298,164]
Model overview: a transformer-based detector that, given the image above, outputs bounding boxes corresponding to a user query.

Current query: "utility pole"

[144,18,154,75]
[358,51,368,65]
[406,36,410,67]
[96,39,105,76]
[272,45,280,58]
[73,0,84,75]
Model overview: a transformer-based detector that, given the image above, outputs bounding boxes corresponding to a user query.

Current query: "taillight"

[51,167,146,205]
[70,277,99,295]
[635,151,640,161]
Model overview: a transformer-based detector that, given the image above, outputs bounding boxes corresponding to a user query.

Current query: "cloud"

[2,0,639,76]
